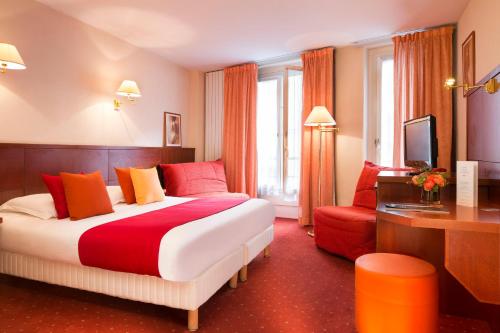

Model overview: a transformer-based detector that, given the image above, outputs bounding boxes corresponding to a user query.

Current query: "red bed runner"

[78,198,248,277]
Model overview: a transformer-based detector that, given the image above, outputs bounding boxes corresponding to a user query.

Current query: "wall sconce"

[114,80,141,111]
[0,43,27,74]
[444,77,499,94]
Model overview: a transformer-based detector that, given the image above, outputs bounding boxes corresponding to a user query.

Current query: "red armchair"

[313,161,405,261]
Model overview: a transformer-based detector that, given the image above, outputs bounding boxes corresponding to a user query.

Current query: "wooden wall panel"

[0,144,195,204]
[0,147,24,203]
[24,147,109,194]
[108,148,162,185]
[162,147,195,164]
[467,66,500,179]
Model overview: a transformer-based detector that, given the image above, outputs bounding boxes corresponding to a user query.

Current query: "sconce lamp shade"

[116,80,141,99]
[444,77,456,88]
[304,106,336,126]
[0,43,26,71]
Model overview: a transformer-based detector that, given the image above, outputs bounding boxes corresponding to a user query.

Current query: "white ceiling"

[36,0,469,71]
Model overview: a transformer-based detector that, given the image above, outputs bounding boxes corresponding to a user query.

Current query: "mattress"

[0,196,275,282]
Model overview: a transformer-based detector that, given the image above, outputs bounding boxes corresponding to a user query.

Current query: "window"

[257,67,303,204]
[366,45,394,166]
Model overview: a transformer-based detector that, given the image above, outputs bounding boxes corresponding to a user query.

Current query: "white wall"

[456,0,500,160]
[0,0,204,158]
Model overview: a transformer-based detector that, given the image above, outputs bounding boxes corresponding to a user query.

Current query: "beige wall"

[0,0,204,159]
[456,0,500,160]
[335,46,365,206]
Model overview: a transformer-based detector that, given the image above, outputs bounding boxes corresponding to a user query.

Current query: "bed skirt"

[0,247,243,311]
[0,224,273,312]
[245,225,274,265]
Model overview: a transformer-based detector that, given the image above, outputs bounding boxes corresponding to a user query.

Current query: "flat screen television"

[404,115,438,169]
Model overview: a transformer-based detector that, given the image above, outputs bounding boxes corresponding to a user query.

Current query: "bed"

[0,144,275,331]
[0,196,274,331]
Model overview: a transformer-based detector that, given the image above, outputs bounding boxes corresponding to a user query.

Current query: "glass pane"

[379,58,394,167]
[285,70,303,202]
[257,79,281,196]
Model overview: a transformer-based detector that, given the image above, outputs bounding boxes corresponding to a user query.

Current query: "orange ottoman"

[355,253,438,333]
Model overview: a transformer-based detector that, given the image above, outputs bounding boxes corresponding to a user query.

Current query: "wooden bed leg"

[264,245,271,258]
[239,265,248,282]
[229,272,238,288]
[188,309,198,332]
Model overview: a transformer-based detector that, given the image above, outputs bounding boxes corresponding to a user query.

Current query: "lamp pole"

[308,125,337,237]
[303,106,337,238]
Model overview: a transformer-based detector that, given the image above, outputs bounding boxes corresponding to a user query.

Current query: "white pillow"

[107,186,125,205]
[0,194,57,220]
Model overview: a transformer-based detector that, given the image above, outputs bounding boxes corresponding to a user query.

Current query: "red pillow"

[42,174,69,219]
[159,160,229,196]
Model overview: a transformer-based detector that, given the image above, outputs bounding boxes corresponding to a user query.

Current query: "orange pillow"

[60,171,114,220]
[115,167,136,204]
[129,167,165,205]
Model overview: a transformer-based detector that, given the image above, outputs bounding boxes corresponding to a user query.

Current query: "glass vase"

[420,188,441,205]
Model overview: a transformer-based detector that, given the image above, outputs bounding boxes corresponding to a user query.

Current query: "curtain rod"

[352,23,456,45]
[206,24,456,73]
[204,52,302,74]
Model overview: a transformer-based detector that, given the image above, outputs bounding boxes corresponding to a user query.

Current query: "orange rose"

[423,179,435,191]
[412,175,419,185]
[433,174,445,187]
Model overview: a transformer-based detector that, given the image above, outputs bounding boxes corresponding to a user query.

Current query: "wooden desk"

[376,171,500,332]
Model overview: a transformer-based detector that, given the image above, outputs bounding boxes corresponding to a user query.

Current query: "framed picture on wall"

[164,112,182,147]
[462,31,475,97]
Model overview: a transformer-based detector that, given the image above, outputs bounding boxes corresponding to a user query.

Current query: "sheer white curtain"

[379,59,394,167]
[257,69,303,203]
[257,78,281,197]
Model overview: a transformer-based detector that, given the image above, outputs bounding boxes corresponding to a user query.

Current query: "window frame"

[365,45,394,165]
[257,65,303,205]
[257,73,284,191]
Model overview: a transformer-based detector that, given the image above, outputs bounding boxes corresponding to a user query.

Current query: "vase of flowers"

[411,172,448,205]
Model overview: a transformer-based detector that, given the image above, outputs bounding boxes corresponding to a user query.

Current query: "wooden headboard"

[0,143,195,204]
[467,65,500,179]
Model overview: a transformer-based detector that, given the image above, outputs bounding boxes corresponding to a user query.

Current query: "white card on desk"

[456,161,478,207]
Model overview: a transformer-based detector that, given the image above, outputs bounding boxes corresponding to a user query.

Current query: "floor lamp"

[304,106,338,237]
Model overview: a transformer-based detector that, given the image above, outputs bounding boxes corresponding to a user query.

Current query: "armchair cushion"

[352,161,410,210]
[352,161,382,210]
[314,205,376,261]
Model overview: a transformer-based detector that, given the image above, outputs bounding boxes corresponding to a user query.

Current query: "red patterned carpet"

[0,218,492,333]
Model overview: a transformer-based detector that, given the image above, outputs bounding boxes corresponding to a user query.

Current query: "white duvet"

[0,197,275,282]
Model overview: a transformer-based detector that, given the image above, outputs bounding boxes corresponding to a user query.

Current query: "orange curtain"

[222,63,258,197]
[393,26,454,170]
[299,47,335,226]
